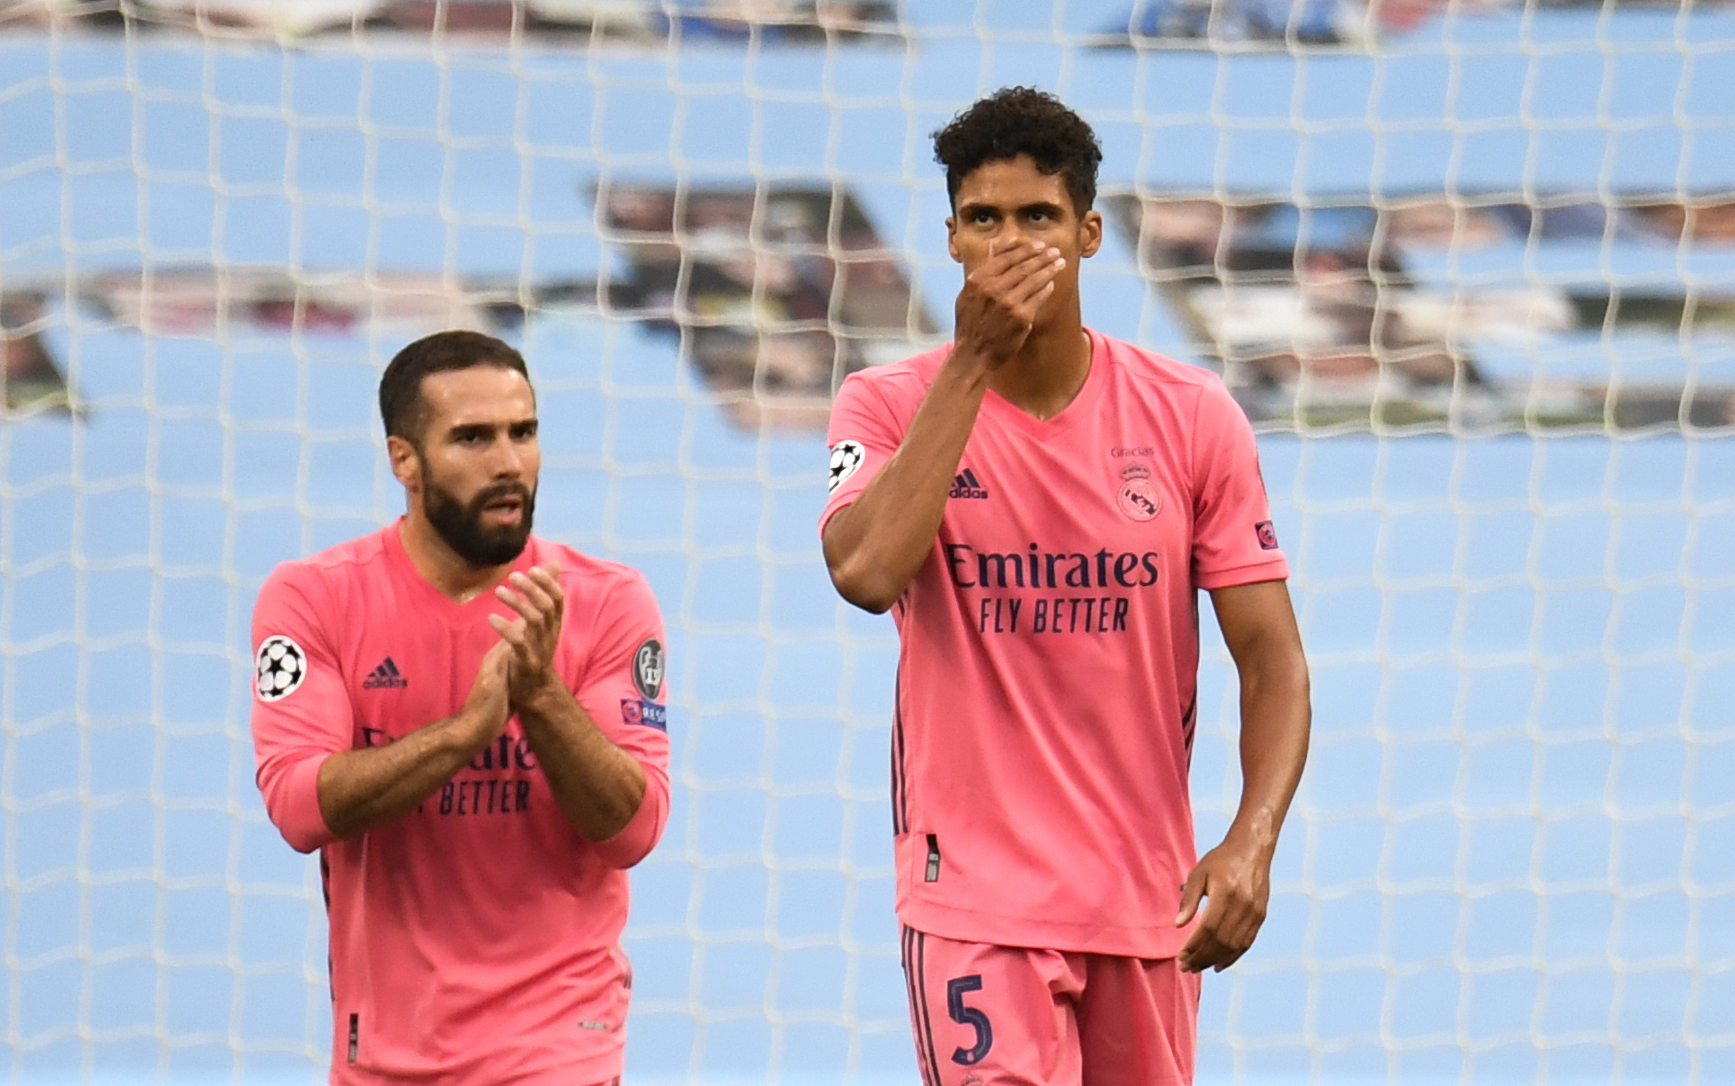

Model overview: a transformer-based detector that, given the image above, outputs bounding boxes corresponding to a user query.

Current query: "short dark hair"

[932,87,1103,216]
[379,330,530,445]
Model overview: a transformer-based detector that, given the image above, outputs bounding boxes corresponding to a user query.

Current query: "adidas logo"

[949,468,989,500]
[362,657,408,690]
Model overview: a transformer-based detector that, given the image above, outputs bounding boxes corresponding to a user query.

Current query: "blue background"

[1,1,1733,1083]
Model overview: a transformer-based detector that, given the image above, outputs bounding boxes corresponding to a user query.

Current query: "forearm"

[1227,649,1311,852]
[317,714,492,839]
[514,683,648,842]
[824,351,992,612]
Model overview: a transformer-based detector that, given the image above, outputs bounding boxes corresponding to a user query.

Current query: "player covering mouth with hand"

[820,87,1311,1086]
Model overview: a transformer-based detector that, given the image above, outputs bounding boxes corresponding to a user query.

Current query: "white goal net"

[1,1,1732,1084]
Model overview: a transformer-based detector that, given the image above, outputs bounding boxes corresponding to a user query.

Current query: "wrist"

[512,673,570,719]
[451,705,502,749]
[1223,810,1280,855]
[941,343,997,387]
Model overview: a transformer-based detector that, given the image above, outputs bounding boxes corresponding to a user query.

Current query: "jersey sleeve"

[1190,379,1291,590]
[573,569,672,869]
[249,564,353,854]
[818,369,906,535]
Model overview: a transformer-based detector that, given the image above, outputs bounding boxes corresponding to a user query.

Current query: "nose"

[489,435,525,479]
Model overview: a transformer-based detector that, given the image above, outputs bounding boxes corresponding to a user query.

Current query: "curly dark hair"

[932,87,1102,215]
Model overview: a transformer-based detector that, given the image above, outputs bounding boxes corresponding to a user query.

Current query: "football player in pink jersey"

[821,89,1311,1085]
[250,331,670,1085]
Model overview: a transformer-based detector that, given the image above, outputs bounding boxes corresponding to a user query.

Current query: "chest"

[939,415,1195,561]
[327,580,582,746]
[334,618,495,744]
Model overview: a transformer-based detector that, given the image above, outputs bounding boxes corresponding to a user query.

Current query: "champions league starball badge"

[255,635,308,702]
[1116,463,1161,521]
[827,440,865,494]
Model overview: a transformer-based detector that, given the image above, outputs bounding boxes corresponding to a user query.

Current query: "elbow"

[591,780,667,869]
[257,758,337,854]
[838,581,898,615]
[822,514,904,614]
[281,828,324,855]
[825,557,902,615]
[272,811,334,855]
[595,836,656,871]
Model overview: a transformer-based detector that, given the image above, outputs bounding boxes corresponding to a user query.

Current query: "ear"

[1079,209,1104,259]
[386,434,421,491]
[946,216,962,264]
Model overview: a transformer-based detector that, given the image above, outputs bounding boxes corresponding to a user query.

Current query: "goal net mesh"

[1,1,1732,1083]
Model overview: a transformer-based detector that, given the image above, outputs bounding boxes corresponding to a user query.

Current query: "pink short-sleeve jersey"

[822,330,1288,960]
[249,523,671,1086]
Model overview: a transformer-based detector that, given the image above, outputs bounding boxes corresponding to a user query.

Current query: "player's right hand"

[461,640,514,741]
[952,237,1067,367]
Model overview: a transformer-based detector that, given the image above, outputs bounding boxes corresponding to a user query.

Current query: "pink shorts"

[901,927,1201,1086]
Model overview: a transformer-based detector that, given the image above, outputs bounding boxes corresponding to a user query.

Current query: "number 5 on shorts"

[946,974,993,1066]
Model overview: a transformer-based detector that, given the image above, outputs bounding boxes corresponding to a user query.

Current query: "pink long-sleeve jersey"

[249,522,671,1085]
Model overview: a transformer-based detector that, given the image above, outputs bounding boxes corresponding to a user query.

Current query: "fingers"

[1177,896,1237,974]
[1176,869,1206,927]
[954,239,1065,366]
[464,639,514,735]
[1181,894,1264,973]
[972,239,1065,298]
[491,565,565,697]
[527,563,565,611]
[481,638,514,674]
[500,574,555,620]
[1178,922,1245,974]
[974,253,1064,330]
[487,610,526,645]
[1175,859,1266,973]
[981,236,1063,277]
[1177,925,1212,974]
[1002,261,1062,313]
[494,566,565,633]
[470,641,511,693]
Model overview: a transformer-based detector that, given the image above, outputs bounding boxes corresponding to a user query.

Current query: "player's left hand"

[1175,835,1273,973]
[490,561,565,703]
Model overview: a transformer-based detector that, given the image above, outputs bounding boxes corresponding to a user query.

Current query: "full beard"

[423,477,536,568]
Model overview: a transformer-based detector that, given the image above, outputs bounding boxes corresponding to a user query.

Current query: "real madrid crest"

[1116,463,1161,521]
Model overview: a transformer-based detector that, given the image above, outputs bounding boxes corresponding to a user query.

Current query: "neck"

[397,515,516,604]
[988,310,1091,421]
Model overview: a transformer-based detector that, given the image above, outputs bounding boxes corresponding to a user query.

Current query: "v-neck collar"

[977,327,1106,442]
[383,517,535,622]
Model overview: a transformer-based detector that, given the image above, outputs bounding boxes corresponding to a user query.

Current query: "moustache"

[472,482,535,510]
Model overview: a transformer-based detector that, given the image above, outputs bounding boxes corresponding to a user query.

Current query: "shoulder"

[836,345,950,403]
[1093,331,1249,428]
[259,527,391,608]
[829,348,950,446]
[1094,331,1223,398]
